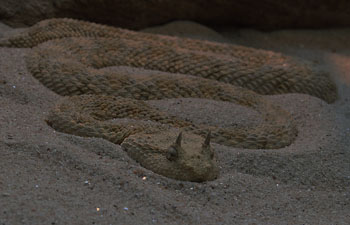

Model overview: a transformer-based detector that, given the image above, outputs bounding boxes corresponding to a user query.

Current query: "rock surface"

[1,0,350,29]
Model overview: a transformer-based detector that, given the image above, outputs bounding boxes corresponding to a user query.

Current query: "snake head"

[167,131,214,161]
[164,131,218,182]
[122,129,219,182]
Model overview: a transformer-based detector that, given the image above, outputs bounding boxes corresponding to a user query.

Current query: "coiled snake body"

[0,18,337,182]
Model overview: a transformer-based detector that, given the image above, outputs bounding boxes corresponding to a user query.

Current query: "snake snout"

[185,160,219,182]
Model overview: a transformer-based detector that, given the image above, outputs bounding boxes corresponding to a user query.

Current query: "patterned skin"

[0,18,337,181]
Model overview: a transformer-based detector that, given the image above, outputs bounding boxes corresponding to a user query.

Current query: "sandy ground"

[0,20,349,224]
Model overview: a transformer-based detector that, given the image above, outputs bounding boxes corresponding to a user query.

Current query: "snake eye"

[166,146,178,161]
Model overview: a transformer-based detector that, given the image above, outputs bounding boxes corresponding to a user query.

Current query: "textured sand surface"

[0,21,349,224]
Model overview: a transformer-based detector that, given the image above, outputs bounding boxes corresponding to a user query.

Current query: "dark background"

[0,0,349,29]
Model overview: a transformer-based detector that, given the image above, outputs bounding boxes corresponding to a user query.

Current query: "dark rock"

[0,0,350,29]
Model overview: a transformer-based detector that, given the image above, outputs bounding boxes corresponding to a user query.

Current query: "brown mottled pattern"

[0,18,337,102]
[0,18,335,181]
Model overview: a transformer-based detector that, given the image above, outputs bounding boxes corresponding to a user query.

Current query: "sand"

[0,21,349,224]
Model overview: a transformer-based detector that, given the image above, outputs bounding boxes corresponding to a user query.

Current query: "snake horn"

[175,132,182,147]
[203,131,211,147]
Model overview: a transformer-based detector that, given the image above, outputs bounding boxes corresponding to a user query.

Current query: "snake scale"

[0,18,337,182]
